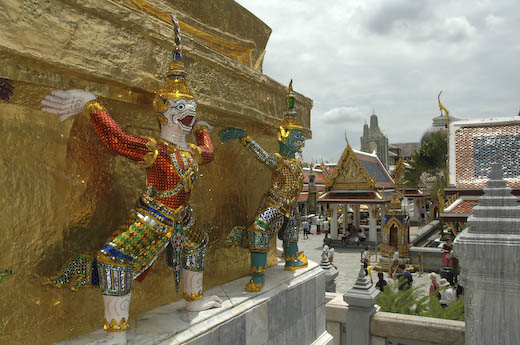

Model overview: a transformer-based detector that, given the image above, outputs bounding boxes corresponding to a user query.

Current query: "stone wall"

[0,1,312,344]
[325,293,465,345]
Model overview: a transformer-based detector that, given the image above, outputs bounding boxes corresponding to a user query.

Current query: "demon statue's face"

[162,97,197,134]
[284,129,305,155]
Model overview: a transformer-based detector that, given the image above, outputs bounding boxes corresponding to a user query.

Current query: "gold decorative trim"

[96,253,133,268]
[82,100,104,119]
[284,262,308,271]
[245,280,263,292]
[251,266,265,274]
[327,140,375,190]
[103,317,130,332]
[193,125,208,134]
[240,135,251,146]
[183,290,203,302]
[141,137,159,168]
[43,254,94,291]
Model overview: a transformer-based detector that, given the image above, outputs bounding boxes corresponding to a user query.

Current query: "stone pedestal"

[55,260,332,345]
[319,254,338,292]
[343,264,380,345]
[454,164,520,345]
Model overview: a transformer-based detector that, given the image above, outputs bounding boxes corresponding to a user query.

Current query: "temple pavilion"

[317,138,394,244]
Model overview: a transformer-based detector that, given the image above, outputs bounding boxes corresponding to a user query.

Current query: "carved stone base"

[55,260,331,345]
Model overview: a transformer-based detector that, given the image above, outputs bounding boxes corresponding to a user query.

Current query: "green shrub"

[377,280,464,321]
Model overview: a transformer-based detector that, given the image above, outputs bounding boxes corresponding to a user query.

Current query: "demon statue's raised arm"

[41,14,221,345]
[220,80,307,292]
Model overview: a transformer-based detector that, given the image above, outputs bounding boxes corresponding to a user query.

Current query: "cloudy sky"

[235,0,520,162]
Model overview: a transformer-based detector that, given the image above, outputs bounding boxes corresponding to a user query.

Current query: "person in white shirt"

[323,219,330,233]
[439,278,457,307]
[361,247,370,275]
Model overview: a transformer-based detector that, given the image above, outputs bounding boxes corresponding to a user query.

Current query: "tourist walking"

[439,278,457,307]
[323,218,330,235]
[303,219,310,239]
[389,251,399,278]
[395,264,413,290]
[361,247,369,275]
[375,272,387,292]
[429,272,440,298]
[442,238,453,267]
[358,229,366,246]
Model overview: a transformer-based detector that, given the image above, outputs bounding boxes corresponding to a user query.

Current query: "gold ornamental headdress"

[153,14,195,125]
[278,80,303,142]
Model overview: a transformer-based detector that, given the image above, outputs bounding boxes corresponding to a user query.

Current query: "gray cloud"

[366,0,434,36]
[320,106,365,125]
[236,0,520,162]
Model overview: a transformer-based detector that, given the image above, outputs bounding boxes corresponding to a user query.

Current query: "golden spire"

[153,14,195,123]
[438,91,449,128]
[279,79,303,131]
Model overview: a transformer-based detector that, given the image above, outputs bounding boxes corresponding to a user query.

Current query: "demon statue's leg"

[282,208,307,271]
[94,255,133,345]
[243,206,285,292]
[182,229,222,311]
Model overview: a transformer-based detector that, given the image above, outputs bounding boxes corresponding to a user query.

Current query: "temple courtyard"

[279,233,432,295]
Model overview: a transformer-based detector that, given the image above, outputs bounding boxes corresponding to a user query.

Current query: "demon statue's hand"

[0,78,14,102]
[219,128,245,143]
[41,89,96,122]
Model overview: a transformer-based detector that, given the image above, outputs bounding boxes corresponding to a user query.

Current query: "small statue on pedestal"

[220,80,307,292]
[41,14,221,345]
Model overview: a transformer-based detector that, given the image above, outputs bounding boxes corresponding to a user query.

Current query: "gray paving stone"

[281,235,432,295]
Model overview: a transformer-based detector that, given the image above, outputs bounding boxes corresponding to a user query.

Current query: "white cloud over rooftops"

[235,0,520,162]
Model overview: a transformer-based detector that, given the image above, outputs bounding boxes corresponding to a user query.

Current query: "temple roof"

[318,190,387,204]
[319,140,394,191]
[354,149,394,189]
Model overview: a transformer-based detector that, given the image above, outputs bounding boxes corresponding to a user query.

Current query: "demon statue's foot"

[186,295,223,311]
[225,226,247,248]
[284,251,308,271]
[245,279,264,292]
[245,252,266,292]
[89,331,127,345]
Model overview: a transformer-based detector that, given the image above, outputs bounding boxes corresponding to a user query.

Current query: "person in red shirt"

[442,238,453,267]
[429,272,440,298]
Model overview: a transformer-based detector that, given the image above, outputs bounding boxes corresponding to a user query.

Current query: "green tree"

[404,131,448,187]
[404,131,448,206]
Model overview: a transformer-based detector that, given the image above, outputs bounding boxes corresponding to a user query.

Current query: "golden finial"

[438,91,450,127]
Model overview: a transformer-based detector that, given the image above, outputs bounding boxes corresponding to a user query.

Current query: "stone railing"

[409,246,443,273]
[325,293,465,345]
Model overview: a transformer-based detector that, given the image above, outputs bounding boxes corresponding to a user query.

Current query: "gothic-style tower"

[360,110,389,169]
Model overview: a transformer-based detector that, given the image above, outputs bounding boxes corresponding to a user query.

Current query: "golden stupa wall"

[0,1,312,344]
